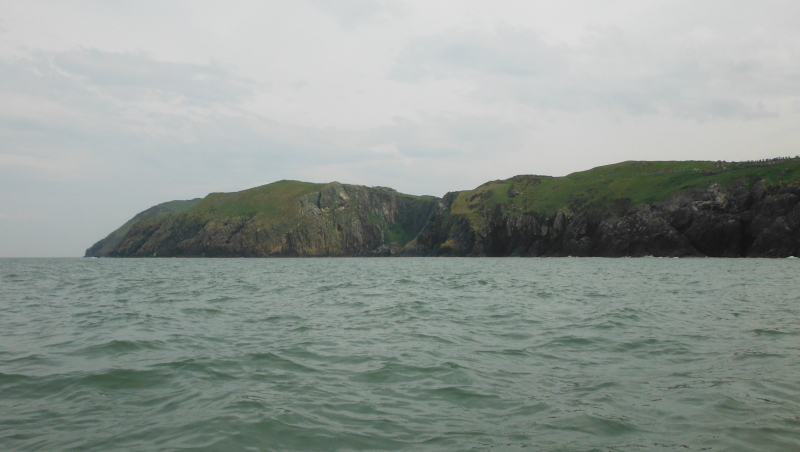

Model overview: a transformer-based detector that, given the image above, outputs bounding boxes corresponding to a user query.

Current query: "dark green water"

[1,258,799,451]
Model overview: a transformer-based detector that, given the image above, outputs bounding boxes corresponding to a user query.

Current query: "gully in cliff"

[86,159,800,259]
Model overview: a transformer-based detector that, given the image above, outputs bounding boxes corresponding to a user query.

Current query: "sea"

[1,257,799,451]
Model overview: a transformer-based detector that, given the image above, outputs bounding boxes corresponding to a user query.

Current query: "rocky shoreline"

[87,160,800,258]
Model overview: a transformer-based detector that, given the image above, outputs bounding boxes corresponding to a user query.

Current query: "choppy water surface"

[1,258,799,451]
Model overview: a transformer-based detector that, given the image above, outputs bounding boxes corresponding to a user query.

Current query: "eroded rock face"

[411,181,800,257]
[104,183,437,257]
[96,179,800,258]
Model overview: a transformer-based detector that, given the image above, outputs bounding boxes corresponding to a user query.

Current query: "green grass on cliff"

[188,180,325,219]
[386,223,417,245]
[86,198,203,255]
[108,181,327,250]
[451,159,800,225]
[92,158,800,254]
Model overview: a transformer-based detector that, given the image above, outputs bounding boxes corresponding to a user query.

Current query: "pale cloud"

[392,27,567,80]
[51,49,258,105]
[0,47,526,195]
[0,49,261,147]
[1,1,800,256]
[305,0,408,28]
[392,25,800,120]
[0,213,39,221]
[369,143,400,155]
[0,152,82,174]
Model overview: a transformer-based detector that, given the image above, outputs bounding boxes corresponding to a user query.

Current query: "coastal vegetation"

[87,158,800,258]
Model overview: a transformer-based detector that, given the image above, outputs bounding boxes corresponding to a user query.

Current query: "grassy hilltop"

[88,158,800,258]
[450,159,800,228]
[90,179,437,257]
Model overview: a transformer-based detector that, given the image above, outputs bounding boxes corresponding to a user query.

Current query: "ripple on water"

[73,339,168,358]
[1,258,800,451]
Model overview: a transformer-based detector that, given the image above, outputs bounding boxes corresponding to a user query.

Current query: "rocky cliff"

[90,181,437,257]
[87,159,800,258]
[412,179,800,257]
[85,198,202,257]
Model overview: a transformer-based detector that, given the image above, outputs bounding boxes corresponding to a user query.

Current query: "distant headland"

[87,158,800,258]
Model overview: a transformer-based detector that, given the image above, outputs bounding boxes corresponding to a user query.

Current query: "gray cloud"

[393,27,567,80]
[0,48,266,168]
[3,2,800,257]
[305,0,406,28]
[392,26,798,120]
[0,49,256,146]
[0,47,522,200]
[51,48,257,105]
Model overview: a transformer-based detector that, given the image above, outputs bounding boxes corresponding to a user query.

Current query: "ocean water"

[1,258,799,452]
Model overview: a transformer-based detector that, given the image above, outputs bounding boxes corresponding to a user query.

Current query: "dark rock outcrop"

[97,183,437,258]
[408,181,800,257]
[87,160,800,258]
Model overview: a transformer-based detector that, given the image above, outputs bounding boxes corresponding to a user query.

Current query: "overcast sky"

[2,1,800,256]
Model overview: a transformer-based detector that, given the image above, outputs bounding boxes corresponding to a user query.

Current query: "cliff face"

[87,159,800,258]
[85,199,202,257]
[412,180,800,257]
[94,182,437,257]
